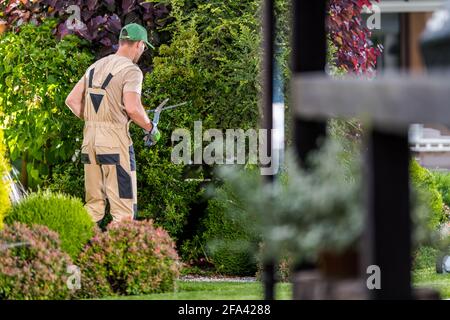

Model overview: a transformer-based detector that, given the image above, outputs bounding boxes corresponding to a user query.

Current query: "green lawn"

[101,269,450,300]
[413,268,450,299]
[103,281,292,300]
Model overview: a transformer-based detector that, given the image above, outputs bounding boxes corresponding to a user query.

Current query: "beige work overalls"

[80,59,138,223]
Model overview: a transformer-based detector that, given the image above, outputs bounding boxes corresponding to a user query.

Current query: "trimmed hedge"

[130,129,203,240]
[199,198,258,276]
[0,222,73,300]
[76,219,181,298]
[134,0,263,242]
[5,191,95,259]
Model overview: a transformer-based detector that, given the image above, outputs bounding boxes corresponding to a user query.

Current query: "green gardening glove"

[144,121,160,147]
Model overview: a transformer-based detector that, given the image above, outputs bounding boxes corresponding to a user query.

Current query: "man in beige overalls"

[65,23,159,224]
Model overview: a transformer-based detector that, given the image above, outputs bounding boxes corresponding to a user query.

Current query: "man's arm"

[65,78,85,119]
[123,91,153,132]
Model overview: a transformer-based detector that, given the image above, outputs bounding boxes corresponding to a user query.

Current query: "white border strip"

[364,1,444,13]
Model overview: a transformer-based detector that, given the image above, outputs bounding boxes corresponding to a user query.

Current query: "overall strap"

[87,68,114,90]
[102,59,137,90]
[88,68,95,88]
[86,58,136,90]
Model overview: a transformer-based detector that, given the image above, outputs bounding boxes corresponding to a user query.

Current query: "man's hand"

[143,121,161,147]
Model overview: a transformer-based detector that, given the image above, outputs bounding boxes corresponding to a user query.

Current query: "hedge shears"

[144,98,189,147]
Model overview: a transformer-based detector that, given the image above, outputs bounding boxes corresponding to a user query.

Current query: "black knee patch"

[116,164,133,199]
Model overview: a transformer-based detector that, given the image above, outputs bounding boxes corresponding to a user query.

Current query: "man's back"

[82,54,143,124]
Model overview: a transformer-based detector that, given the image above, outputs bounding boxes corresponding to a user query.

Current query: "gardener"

[65,23,159,225]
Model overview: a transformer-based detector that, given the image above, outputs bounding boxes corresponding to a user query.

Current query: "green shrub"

[143,0,261,131]
[76,219,181,298]
[413,246,439,271]
[0,127,10,228]
[0,222,73,300]
[410,160,446,229]
[5,191,95,259]
[131,126,203,240]
[182,170,261,276]
[45,160,85,202]
[432,171,450,209]
[199,198,258,276]
[0,19,94,189]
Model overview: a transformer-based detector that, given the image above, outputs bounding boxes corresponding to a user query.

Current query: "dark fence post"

[364,129,413,299]
[292,1,328,73]
[292,0,328,166]
[292,0,328,271]
[262,0,275,300]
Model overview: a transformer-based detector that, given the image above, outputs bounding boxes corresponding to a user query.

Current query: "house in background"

[410,124,450,170]
[367,0,450,170]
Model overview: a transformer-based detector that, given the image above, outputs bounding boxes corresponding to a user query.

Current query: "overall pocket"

[94,128,121,165]
[80,143,92,164]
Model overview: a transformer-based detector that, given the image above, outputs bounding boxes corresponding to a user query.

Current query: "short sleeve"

[76,74,86,92]
[122,67,143,95]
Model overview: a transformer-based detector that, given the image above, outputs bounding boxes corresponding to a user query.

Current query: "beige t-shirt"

[77,54,143,123]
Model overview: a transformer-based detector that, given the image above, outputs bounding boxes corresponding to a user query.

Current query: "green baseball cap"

[119,23,154,49]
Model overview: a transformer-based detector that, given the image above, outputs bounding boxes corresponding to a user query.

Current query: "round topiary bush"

[0,222,73,300]
[76,219,181,298]
[5,191,95,259]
